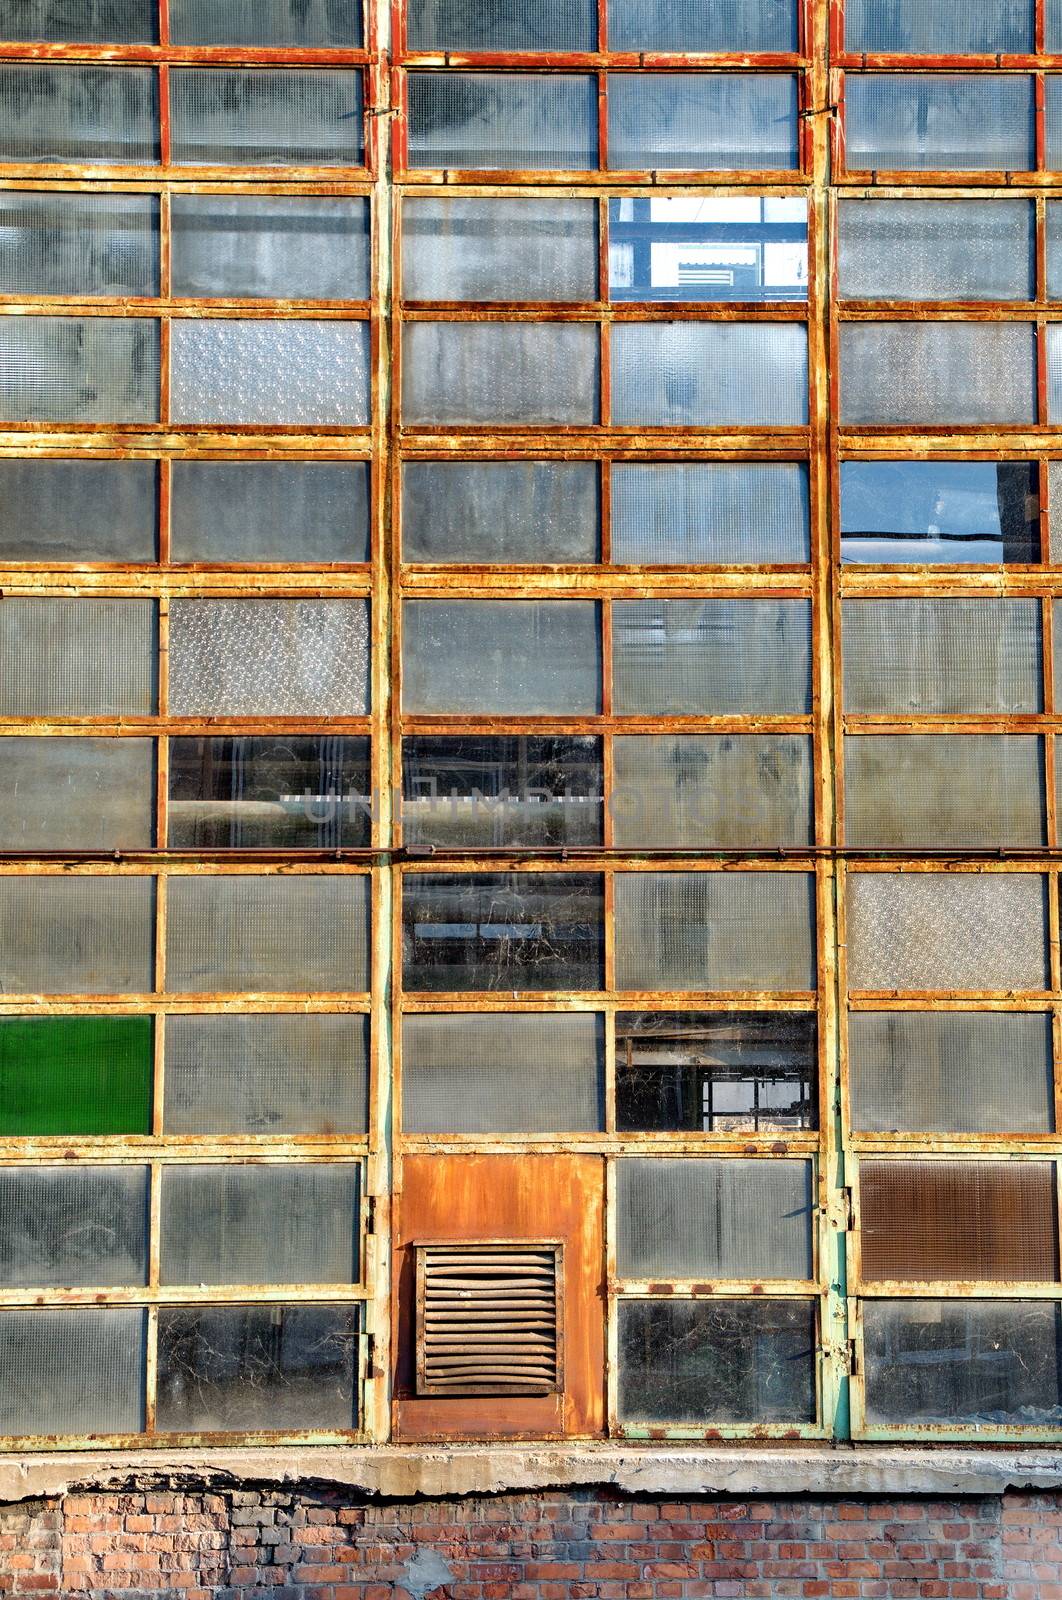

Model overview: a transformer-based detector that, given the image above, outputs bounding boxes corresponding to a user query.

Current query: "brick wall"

[0,1485,1059,1599]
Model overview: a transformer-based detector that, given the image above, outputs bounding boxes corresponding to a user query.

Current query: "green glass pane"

[0,1017,152,1135]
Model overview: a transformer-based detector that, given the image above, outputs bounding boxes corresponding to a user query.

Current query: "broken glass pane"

[402,736,603,848]
[839,461,1039,565]
[0,1165,148,1288]
[609,197,808,305]
[168,736,371,849]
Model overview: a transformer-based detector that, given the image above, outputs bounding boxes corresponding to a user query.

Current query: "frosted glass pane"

[3,2,156,41]
[0,459,156,563]
[0,1165,147,1287]
[837,199,1034,302]
[846,75,1035,172]
[402,322,598,425]
[403,461,599,563]
[0,317,158,424]
[171,196,369,300]
[403,197,598,302]
[170,462,369,565]
[844,735,1045,850]
[613,735,813,849]
[612,599,812,715]
[609,196,808,305]
[840,460,1039,566]
[841,323,1035,426]
[608,74,799,172]
[407,0,595,49]
[612,323,807,426]
[407,73,597,170]
[403,600,601,714]
[609,0,798,51]
[845,0,1032,52]
[0,737,154,850]
[402,735,603,848]
[170,69,363,167]
[611,463,809,564]
[0,65,158,165]
[0,875,155,994]
[843,598,1042,714]
[170,320,369,426]
[1051,2,1062,51]
[0,1308,145,1437]
[0,192,158,296]
[1043,326,1062,422]
[168,735,371,850]
[0,598,156,717]
[170,0,361,45]
[1044,78,1062,170]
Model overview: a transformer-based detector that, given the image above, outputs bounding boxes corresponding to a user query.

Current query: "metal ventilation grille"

[415,1243,563,1398]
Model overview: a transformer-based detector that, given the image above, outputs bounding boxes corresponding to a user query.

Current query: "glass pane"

[407,73,597,170]
[156,1304,359,1433]
[170,461,370,565]
[0,737,154,850]
[616,1011,817,1134]
[402,1013,604,1133]
[159,1164,359,1286]
[168,599,369,717]
[612,322,807,426]
[0,191,158,296]
[1046,203,1062,299]
[403,197,598,303]
[0,1308,145,1437]
[844,75,1036,172]
[0,598,155,717]
[612,734,813,849]
[170,0,362,45]
[0,317,159,424]
[611,462,810,565]
[166,874,370,994]
[0,1165,147,1287]
[1045,77,1062,170]
[0,65,158,165]
[840,460,1039,565]
[612,599,812,715]
[168,735,371,849]
[170,196,369,301]
[863,1300,1062,1426]
[1043,326,1062,422]
[3,1,156,41]
[402,872,604,992]
[170,69,363,167]
[843,735,1045,849]
[402,461,599,564]
[0,876,155,995]
[402,601,601,715]
[402,735,603,847]
[608,0,797,51]
[1051,2,1062,51]
[614,871,816,993]
[0,459,156,564]
[170,320,369,427]
[846,871,1049,992]
[0,1016,153,1136]
[407,0,595,49]
[608,74,799,172]
[616,1158,813,1280]
[402,322,598,425]
[840,323,1036,426]
[608,196,808,305]
[843,598,1042,714]
[165,1013,368,1136]
[845,0,1032,52]
[618,1299,816,1424]
[837,199,1034,302]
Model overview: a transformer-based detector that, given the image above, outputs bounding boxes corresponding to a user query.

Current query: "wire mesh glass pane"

[170,0,361,45]
[166,874,370,994]
[612,735,813,849]
[0,1308,145,1437]
[402,601,601,715]
[160,1164,360,1286]
[402,322,598,425]
[164,1014,369,1136]
[846,872,1049,992]
[170,462,369,565]
[168,735,371,850]
[403,197,598,302]
[402,461,599,564]
[1045,77,1062,170]
[402,1013,604,1133]
[0,876,155,995]
[845,0,1032,51]
[407,0,595,48]
[612,322,807,427]
[611,463,810,565]
[608,0,797,51]
[3,2,156,41]
[0,1016,153,1136]
[616,1158,813,1281]
[156,1304,360,1433]
[840,460,1039,565]
[1046,203,1062,299]
[0,737,154,851]
[841,323,1036,426]
[171,196,369,300]
[615,871,816,993]
[168,599,369,717]
[618,1299,816,1425]
[0,317,159,423]
[0,459,157,564]
[1043,326,1062,421]
[845,75,1035,172]
[170,69,363,167]
[170,320,369,427]
[609,196,808,305]
[0,598,155,717]
[837,199,1034,302]
[0,65,158,164]
[608,74,799,171]
[1051,3,1062,51]
[0,191,158,296]
[843,598,1042,714]
[407,73,597,170]
[0,1165,148,1288]
[844,735,1045,849]
[402,736,604,848]
[612,600,812,715]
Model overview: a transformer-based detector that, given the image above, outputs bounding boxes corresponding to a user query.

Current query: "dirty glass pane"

[170,196,369,301]
[612,735,813,849]
[612,322,807,426]
[609,74,798,172]
[402,736,603,848]
[0,459,157,564]
[863,1300,1062,1426]
[843,735,1046,849]
[407,73,597,170]
[0,317,159,424]
[402,322,598,425]
[849,1011,1053,1135]
[402,601,601,715]
[1046,204,1062,299]
[840,461,1039,565]
[168,736,371,850]
[616,1158,813,1281]
[168,599,369,717]
[846,872,1049,992]
[618,1299,816,1425]
[165,1014,369,1137]
[170,462,370,565]
[609,197,808,305]
[611,462,809,565]
[0,598,155,717]
[840,323,1035,427]
[170,320,369,427]
[616,1012,817,1134]
[3,2,156,41]
[845,0,1031,52]
[403,872,604,993]
[612,599,812,716]
[170,0,362,45]
[609,0,797,51]
[402,1013,604,1133]
[0,65,158,165]
[403,197,598,303]
[1043,327,1062,422]
[843,598,1042,714]
[0,737,153,852]
[0,1308,145,1437]
[0,876,155,995]
[0,1016,153,1136]
[837,199,1033,302]
[160,1165,360,1286]
[615,871,816,993]
[407,0,595,48]
[0,192,158,296]
[402,461,599,564]
[1045,78,1062,170]
[170,69,363,167]
[844,75,1035,172]
[156,1304,359,1433]
[166,874,370,994]
[0,1165,148,1287]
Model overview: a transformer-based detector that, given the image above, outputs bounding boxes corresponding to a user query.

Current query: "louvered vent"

[415,1242,563,1398]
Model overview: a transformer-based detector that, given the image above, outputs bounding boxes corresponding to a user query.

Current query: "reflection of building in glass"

[609,196,808,302]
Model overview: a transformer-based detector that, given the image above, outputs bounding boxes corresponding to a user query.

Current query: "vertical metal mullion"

[1037,193,1049,306]
[597,70,608,172]
[1037,71,1047,173]
[1038,0,1047,56]
[600,455,612,566]
[158,63,171,169]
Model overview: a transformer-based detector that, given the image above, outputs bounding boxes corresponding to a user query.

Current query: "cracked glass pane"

[402,736,603,848]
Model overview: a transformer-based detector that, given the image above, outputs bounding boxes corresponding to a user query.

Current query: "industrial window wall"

[0,0,1058,1451]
